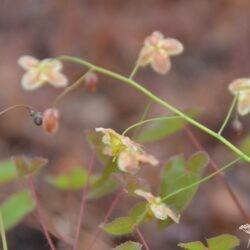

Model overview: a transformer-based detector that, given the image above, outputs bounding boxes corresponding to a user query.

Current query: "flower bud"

[85,71,98,92]
[43,108,59,134]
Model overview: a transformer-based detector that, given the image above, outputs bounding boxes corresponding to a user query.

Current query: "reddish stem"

[73,152,95,250]
[135,226,150,250]
[88,188,124,250]
[27,175,56,250]
[0,104,33,116]
[185,126,249,222]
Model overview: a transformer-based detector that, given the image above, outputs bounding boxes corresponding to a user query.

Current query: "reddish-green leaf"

[12,155,48,178]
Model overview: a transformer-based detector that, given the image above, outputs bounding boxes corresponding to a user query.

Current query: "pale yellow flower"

[18,55,68,90]
[95,128,158,174]
[228,78,250,116]
[138,31,184,75]
[134,189,180,222]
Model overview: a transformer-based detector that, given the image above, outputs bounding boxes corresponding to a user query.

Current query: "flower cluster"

[135,189,180,222]
[228,78,250,116]
[96,128,158,174]
[18,56,68,90]
[138,31,183,74]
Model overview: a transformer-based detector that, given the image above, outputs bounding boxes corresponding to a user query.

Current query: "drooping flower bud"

[43,108,59,134]
[85,71,98,92]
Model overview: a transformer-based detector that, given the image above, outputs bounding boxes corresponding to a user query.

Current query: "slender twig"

[161,158,240,203]
[122,115,180,136]
[0,209,8,250]
[88,189,124,250]
[27,175,56,250]
[185,127,249,221]
[58,56,250,162]
[218,95,238,135]
[52,69,93,107]
[73,152,95,250]
[0,104,33,116]
[135,226,150,250]
[132,99,153,139]
[129,60,140,80]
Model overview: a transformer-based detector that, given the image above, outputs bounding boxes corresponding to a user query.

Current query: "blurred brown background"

[1,0,250,249]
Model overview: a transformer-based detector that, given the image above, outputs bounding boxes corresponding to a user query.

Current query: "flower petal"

[160,38,184,55]
[42,59,63,71]
[21,71,43,91]
[138,46,155,67]
[134,189,155,203]
[228,78,250,95]
[136,154,159,166]
[118,151,139,174]
[150,203,180,222]
[150,203,168,220]
[151,50,171,74]
[145,31,164,46]
[18,55,39,70]
[237,92,250,116]
[48,72,68,88]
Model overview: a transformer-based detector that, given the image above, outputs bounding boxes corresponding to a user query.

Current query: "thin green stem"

[218,95,238,135]
[122,115,180,136]
[58,55,250,162]
[161,158,240,203]
[129,60,140,80]
[132,99,153,139]
[52,69,93,107]
[0,209,8,250]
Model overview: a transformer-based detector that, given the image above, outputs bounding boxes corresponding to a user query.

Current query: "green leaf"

[178,241,206,250]
[12,155,48,178]
[113,241,142,250]
[129,202,148,225]
[206,234,240,250]
[0,160,17,184]
[178,234,240,250]
[46,167,89,190]
[88,178,118,199]
[1,190,35,230]
[159,152,208,228]
[240,135,250,157]
[137,109,200,143]
[102,217,134,236]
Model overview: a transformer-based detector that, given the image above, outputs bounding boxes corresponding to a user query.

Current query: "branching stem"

[58,55,250,162]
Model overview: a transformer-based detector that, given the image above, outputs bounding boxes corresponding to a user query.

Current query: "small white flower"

[228,78,250,116]
[138,31,183,75]
[239,224,250,248]
[18,55,68,90]
[134,189,180,222]
[95,128,158,174]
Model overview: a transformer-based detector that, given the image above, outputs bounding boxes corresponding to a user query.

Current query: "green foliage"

[88,178,118,199]
[13,155,48,178]
[137,110,200,143]
[159,152,208,228]
[113,241,142,250]
[46,167,89,190]
[102,202,148,236]
[102,217,135,236]
[1,190,35,230]
[129,202,148,225]
[47,166,118,198]
[0,160,17,184]
[178,234,240,250]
